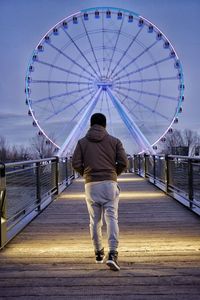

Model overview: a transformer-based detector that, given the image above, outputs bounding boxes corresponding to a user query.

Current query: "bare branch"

[31,134,56,159]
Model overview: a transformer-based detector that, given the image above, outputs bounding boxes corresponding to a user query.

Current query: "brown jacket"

[72,124,128,183]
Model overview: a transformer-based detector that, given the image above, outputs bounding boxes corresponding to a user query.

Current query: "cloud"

[0,111,36,145]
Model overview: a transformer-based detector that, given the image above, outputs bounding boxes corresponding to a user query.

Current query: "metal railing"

[1,154,199,248]
[133,154,200,216]
[0,157,74,248]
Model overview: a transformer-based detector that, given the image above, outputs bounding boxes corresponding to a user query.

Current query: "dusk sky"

[0,0,199,154]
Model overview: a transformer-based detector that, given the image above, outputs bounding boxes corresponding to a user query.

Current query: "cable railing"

[0,157,74,248]
[1,154,199,248]
[133,154,200,216]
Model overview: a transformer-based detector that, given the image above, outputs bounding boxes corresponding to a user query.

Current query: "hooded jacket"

[72,124,128,183]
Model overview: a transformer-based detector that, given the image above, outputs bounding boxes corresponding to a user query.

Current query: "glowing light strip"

[59,192,165,199]
[76,177,144,183]
[81,7,139,17]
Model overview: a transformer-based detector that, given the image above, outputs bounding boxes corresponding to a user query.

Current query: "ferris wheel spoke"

[70,97,93,122]
[106,15,125,78]
[112,40,158,80]
[105,91,114,135]
[99,93,104,112]
[115,56,171,82]
[31,79,93,85]
[26,7,184,155]
[107,88,154,154]
[115,89,170,121]
[106,88,141,130]
[101,21,120,75]
[52,90,97,142]
[48,43,96,80]
[57,88,103,157]
[44,90,95,121]
[108,26,143,78]
[102,13,105,76]
[116,85,177,101]
[33,87,91,104]
[62,90,98,124]
[81,16,102,77]
[62,28,100,79]
[36,59,92,81]
[101,34,117,71]
[108,89,146,122]
[115,76,178,85]
[116,95,141,122]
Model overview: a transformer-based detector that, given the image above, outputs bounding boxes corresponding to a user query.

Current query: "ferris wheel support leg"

[57,88,103,157]
[107,88,155,155]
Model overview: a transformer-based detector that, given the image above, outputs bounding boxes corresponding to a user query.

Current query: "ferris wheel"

[25,7,184,156]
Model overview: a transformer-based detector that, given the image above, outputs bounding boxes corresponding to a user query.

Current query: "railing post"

[72,157,75,178]
[165,155,169,193]
[65,157,68,186]
[138,154,141,176]
[133,155,137,173]
[55,157,59,195]
[0,163,7,248]
[144,153,147,178]
[36,162,41,210]
[153,155,156,184]
[129,156,134,173]
[188,158,193,209]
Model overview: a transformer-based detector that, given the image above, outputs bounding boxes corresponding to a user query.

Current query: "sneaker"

[106,251,120,271]
[95,248,105,264]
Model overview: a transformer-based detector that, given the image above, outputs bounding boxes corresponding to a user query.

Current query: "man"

[72,113,127,271]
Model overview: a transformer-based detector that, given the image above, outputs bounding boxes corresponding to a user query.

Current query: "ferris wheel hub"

[95,77,113,90]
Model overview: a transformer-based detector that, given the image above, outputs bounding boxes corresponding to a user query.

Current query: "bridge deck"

[0,173,200,299]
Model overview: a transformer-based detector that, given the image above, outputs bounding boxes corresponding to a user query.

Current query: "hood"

[86,124,108,142]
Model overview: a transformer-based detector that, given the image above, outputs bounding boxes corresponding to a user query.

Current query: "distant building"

[171,146,189,156]
[195,146,200,156]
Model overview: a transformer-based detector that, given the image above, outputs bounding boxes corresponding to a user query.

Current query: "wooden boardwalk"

[0,173,200,299]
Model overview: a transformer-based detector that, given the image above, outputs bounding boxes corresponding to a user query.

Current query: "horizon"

[0,0,199,154]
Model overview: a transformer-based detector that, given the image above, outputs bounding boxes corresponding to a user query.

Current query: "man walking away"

[72,113,128,271]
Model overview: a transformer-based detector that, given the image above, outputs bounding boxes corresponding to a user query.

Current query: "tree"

[160,129,200,156]
[10,145,31,161]
[0,136,9,162]
[161,130,183,154]
[0,136,31,162]
[31,134,56,159]
[182,129,198,156]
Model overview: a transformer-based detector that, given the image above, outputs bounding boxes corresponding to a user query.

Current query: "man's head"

[90,113,106,128]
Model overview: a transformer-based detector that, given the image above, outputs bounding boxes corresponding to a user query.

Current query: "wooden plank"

[0,173,200,299]
[0,275,200,287]
[0,285,200,297]
[0,296,199,300]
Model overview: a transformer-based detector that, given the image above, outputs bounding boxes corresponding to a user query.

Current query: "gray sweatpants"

[85,180,120,252]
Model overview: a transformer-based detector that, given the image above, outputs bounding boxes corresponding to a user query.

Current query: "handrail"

[0,162,6,247]
[5,157,57,168]
[133,154,200,216]
[0,156,74,249]
[1,154,199,248]
[141,153,200,161]
[168,155,200,160]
